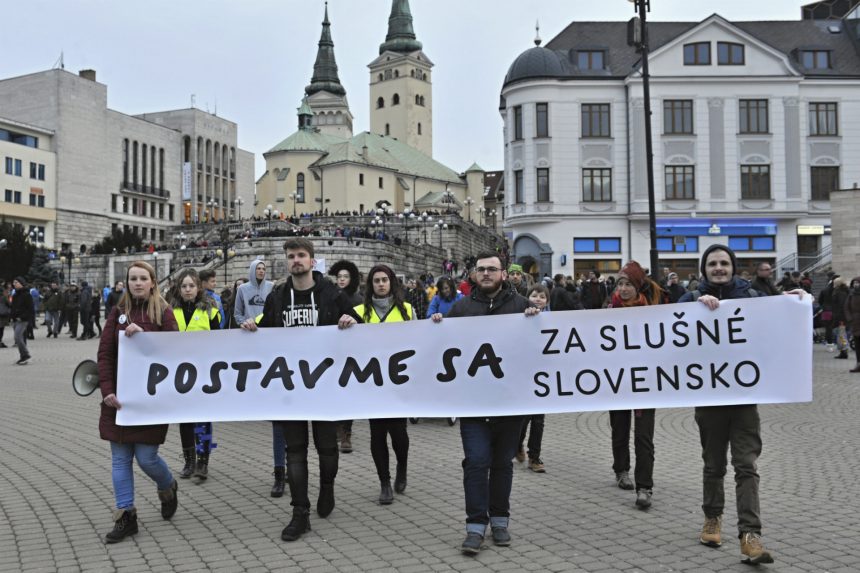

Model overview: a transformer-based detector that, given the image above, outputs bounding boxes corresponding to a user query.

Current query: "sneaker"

[740,532,774,564]
[528,457,545,473]
[514,446,526,463]
[700,516,722,547]
[635,489,652,509]
[16,356,31,365]
[461,532,484,555]
[491,526,511,547]
[615,471,634,490]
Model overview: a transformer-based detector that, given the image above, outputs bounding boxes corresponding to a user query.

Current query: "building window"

[665,165,696,199]
[122,196,128,213]
[29,194,44,207]
[13,190,21,203]
[513,106,523,140]
[717,42,745,65]
[4,189,11,202]
[111,194,117,212]
[4,157,12,174]
[377,97,385,109]
[169,204,175,221]
[683,42,711,65]
[418,122,422,135]
[576,50,605,70]
[392,93,400,106]
[38,164,45,181]
[359,173,364,186]
[536,168,550,202]
[132,141,138,186]
[582,103,611,138]
[729,236,775,251]
[297,173,305,202]
[811,166,839,200]
[664,100,694,134]
[574,238,621,253]
[536,103,549,138]
[159,229,165,242]
[514,169,524,203]
[657,236,699,253]
[159,148,165,190]
[385,124,390,136]
[801,50,831,70]
[29,162,37,179]
[582,168,613,202]
[740,165,771,199]
[739,99,769,134]
[14,159,21,176]
[159,203,164,219]
[140,201,147,217]
[809,102,838,136]
[378,177,383,189]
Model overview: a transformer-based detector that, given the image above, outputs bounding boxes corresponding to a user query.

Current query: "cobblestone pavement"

[1,333,858,573]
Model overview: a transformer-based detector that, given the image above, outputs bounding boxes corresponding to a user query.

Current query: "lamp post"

[464,196,474,222]
[178,231,187,250]
[477,205,485,226]
[28,229,44,247]
[419,211,430,243]
[217,225,235,284]
[288,191,297,218]
[488,209,497,231]
[442,186,455,214]
[263,204,279,231]
[433,220,448,251]
[233,196,244,221]
[629,0,660,281]
[398,210,415,244]
[207,199,217,223]
[59,250,80,285]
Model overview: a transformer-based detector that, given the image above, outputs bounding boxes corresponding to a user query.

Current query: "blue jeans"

[460,416,523,534]
[110,442,174,510]
[273,421,286,467]
[45,310,60,336]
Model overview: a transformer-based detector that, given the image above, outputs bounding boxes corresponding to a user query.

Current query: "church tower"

[368,0,433,157]
[305,3,353,138]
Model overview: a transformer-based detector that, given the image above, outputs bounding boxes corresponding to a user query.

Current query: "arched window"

[393,93,400,106]
[385,124,390,136]
[411,69,415,77]
[384,69,392,80]
[418,123,422,135]
[378,73,383,82]
[122,139,129,185]
[415,94,420,105]
[394,70,399,78]
[421,96,426,106]
[297,173,305,202]
[377,97,385,109]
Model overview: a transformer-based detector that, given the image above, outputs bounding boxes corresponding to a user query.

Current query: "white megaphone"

[72,360,100,396]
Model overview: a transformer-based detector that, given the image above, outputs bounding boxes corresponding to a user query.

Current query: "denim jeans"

[45,310,60,336]
[110,442,173,510]
[13,321,29,360]
[272,421,286,467]
[460,416,523,534]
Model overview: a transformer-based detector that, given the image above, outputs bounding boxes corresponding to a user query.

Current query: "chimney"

[79,69,96,82]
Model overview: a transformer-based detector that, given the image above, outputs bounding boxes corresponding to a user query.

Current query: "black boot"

[379,480,394,505]
[835,351,849,359]
[317,453,338,518]
[286,458,310,512]
[179,448,195,479]
[271,466,286,498]
[281,507,311,541]
[194,452,209,481]
[394,464,407,494]
[104,508,138,544]
[158,480,178,520]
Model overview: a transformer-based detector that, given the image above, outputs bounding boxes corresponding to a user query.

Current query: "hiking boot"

[394,464,407,494]
[193,453,209,481]
[528,457,545,473]
[740,532,774,564]
[491,526,511,547]
[271,467,286,497]
[700,516,722,547]
[340,432,353,453]
[635,489,652,509]
[615,471,634,490]
[378,480,394,505]
[104,508,138,544]
[158,480,178,520]
[514,445,526,463]
[461,532,484,555]
[835,351,849,359]
[317,484,335,517]
[179,448,195,479]
[281,508,311,541]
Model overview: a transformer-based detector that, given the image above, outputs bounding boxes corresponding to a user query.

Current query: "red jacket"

[97,303,178,444]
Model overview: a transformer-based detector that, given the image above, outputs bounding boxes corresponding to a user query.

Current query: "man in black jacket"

[11,276,34,364]
[750,262,779,297]
[431,252,539,555]
[241,238,360,542]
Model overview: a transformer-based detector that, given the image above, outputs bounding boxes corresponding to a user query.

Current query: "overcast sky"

[1,0,805,178]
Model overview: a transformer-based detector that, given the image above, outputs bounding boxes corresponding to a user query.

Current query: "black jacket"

[11,288,34,322]
[750,276,779,297]
[678,276,761,302]
[447,281,532,318]
[258,271,361,328]
[550,285,583,311]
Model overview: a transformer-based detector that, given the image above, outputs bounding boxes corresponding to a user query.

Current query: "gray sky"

[1,1,805,178]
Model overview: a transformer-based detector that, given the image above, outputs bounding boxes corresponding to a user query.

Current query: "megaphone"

[72,359,100,397]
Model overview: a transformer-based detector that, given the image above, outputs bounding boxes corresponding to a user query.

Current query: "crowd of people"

[3,239,853,566]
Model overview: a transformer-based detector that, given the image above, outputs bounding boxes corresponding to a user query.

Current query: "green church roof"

[306,3,346,97]
[266,129,347,154]
[465,162,484,173]
[379,0,423,54]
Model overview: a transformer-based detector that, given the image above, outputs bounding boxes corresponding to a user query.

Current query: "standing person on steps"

[241,238,361,542]
[97,261,179,544]
[10,277,34,365]
[351,264,412,505]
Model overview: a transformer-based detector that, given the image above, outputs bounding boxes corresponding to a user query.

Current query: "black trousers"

[65,309,79,335]
[610,409,655,490]
[179,422,213,454]
[369,418,409,481]
[282,421,339,510]
[518,414,545,459]
[854,336,860,363]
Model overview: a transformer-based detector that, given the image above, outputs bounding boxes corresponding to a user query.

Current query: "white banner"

[182,162,192,201]
[116,296,812,425]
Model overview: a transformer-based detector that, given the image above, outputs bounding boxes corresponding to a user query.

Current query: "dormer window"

[683,42,711,65]
[576,50,605,70]
[717,42,745,65]
[800,50,831,69]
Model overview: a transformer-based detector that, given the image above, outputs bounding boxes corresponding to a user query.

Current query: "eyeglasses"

[475,266,501,274]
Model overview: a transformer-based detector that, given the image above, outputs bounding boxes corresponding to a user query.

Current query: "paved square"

[1,334,858,572]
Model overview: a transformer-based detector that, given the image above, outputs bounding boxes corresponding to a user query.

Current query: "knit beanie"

[618,261,647,292]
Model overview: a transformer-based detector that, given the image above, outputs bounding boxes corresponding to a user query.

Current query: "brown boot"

[699,516,722,547]
[740,532,774,564]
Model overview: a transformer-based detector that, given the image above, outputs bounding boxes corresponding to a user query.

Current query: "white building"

[0,68,254,251]
[500,7,860,279]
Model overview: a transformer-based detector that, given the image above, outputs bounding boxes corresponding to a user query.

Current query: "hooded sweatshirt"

[678,245,761,302]
[233,258,274,324]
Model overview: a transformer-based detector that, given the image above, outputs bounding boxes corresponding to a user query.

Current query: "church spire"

[306,2,346,97]
[379,0,423,55]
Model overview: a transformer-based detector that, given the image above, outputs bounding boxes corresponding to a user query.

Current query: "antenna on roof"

[191,94,196,108]
[53,51,65,70]
[214,97,218,116]
[534,20,542,46]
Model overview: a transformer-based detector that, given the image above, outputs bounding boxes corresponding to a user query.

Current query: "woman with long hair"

[168,268,222,482]
[426,276,462,318]
[97,261,179,543]
[354,264,412,505]
[606,260,664,509]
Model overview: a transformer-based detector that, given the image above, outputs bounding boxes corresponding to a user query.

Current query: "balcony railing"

[120,182,171,200]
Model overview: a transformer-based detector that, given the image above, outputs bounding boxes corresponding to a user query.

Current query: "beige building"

[256,1,485,217]
[0,117,57,247]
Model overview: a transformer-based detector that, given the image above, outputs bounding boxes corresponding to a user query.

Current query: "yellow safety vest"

[353,302,412,323]
[173,306,221,332]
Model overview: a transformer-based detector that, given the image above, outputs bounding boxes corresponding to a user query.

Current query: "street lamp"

[629,0,659,281]
[288,191,297,217]
[59,251,81,285]
[207,199,217,223]
[233,196,244,221]
[178,231,187,250]
[488,209,497,230]
[28,229,44,247]
[419,211,431,243]
[477,206,486,226]
[399,210,416,244]
[217,225,235,284]
[464,196,474,222]
[263,204,279,231]
[433,220,448,251]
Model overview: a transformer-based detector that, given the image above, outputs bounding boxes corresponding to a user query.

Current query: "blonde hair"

[117,261,169,326]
